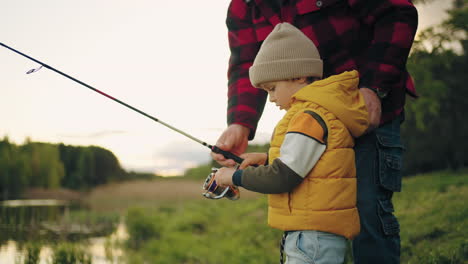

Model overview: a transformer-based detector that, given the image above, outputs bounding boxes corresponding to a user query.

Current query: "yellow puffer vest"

[267,71,368,239]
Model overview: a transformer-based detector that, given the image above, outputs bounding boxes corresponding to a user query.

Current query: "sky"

[0,0,453,176]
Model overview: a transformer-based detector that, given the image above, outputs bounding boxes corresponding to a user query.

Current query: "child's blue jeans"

[284,230,347,264]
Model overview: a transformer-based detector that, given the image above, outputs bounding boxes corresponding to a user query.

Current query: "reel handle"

[211,146,244,164]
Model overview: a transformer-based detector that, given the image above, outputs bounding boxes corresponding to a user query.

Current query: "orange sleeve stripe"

[288,112,326,144]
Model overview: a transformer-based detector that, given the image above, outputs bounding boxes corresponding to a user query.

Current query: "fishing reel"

[202,168,240,200]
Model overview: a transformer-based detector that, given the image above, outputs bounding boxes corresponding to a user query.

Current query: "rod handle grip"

[211,146,244,164]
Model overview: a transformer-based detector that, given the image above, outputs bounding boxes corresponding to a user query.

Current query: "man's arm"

[226,0,268,140]
[349,0,418,129]
[211,0,268,166]
[349,0,418,98]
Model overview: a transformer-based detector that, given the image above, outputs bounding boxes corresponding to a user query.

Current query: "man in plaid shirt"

[212,0,418,263]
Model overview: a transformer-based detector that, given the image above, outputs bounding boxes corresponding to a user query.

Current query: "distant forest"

[0,138,154,200]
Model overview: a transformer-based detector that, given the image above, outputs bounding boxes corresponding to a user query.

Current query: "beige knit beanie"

[249,22,323,88]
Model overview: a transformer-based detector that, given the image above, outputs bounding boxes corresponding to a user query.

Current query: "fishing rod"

[0,42,244,164]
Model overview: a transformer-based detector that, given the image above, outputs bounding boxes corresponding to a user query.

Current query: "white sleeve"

[278,133,326,178]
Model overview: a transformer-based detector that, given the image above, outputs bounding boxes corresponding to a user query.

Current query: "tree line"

[0,137,153,200]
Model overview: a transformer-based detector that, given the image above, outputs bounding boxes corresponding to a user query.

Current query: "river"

[0,199,127,264]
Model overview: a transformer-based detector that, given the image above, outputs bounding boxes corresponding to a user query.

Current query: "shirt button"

[316,0,323,7]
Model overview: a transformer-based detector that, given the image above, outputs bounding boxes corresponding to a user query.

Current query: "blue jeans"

[284,230,347,264]
[352,117,404,263]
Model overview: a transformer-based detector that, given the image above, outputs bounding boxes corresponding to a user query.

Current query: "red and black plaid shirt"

[226,0,418,139]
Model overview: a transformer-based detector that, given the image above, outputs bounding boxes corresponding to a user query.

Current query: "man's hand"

[211,124,250,167]
[360,88,382,132]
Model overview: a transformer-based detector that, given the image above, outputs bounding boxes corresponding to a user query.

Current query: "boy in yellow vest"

[215,22,369,263]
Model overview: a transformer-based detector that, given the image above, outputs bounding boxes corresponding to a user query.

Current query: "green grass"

[396,170,468,264]
[124,197,281,264]
[121,170,468,264]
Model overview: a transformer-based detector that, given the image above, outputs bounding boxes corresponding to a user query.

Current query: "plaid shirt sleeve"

[226,0,267,140]
[348,0,418,98]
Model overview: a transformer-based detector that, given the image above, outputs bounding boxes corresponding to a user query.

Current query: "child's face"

[260,79,307,110]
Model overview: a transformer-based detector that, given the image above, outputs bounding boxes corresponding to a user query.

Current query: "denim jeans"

[352,117,404,264]
[284,230,347,264]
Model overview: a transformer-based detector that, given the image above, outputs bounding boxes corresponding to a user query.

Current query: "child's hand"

[215,167,236,187]
[239,153,268,169]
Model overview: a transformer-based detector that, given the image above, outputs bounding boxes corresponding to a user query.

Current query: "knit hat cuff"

[249,59,323,88]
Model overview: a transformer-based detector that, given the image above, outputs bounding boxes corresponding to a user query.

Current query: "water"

[0,199,126,264]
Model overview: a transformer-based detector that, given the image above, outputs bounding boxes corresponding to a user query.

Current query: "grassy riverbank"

[116,170,467,264]
[17,171,468,263]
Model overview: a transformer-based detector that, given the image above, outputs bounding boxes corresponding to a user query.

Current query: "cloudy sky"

[0,0,452,175]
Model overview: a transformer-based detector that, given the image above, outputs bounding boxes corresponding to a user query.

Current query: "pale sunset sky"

[0,0,452,175]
